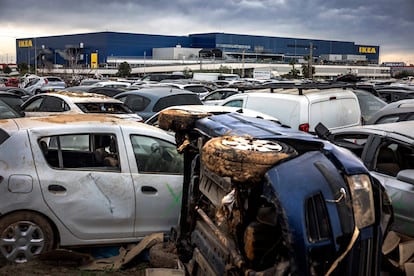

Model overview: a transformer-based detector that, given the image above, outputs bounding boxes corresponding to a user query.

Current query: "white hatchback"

[0,114,183,262]
[21,91,143,122]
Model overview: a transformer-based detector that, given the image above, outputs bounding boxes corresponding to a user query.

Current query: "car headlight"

[346,174,375,229]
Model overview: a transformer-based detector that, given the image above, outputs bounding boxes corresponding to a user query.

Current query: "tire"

[0,212,55,263]
[158,109,211,132]
[201,136,296,183]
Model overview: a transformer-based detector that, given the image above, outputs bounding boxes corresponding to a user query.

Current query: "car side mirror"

[315,122,332,141]
[396,169,414,185]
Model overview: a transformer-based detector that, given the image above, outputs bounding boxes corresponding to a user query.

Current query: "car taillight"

[299,123,309,132]
[44,79,48,84]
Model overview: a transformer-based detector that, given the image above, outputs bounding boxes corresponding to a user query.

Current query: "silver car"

[0,114,183,263]
[316,121,414,237]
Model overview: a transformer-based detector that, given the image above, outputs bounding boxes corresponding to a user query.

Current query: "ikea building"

[16,31,380,68]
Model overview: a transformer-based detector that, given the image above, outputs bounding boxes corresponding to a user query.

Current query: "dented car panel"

[0,115,183,250]
[172,112,388,275]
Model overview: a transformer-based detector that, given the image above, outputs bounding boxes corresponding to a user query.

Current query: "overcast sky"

[0,0,413,64]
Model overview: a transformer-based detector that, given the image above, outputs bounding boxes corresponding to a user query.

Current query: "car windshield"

[76,102,133,114]
[0,99,21,119]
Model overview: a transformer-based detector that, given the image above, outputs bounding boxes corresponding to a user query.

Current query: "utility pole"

[308,42,313,79]
[242,50,245,78]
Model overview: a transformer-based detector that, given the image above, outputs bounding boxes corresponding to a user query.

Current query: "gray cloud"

[0,0,413,62]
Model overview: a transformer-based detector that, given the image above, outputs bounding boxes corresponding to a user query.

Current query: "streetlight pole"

[34,37,37,74]
[308,42,313,79]
[143,51,146,75]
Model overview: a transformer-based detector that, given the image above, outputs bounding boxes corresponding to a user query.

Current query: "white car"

[0,114,183,262]
[89,81,131,89]
[23,76,66,95]
[21,91,143,121]
[220,87,362,133]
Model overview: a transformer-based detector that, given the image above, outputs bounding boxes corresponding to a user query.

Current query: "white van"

[220,88,361,133]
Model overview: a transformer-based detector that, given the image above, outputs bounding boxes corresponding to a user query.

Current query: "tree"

[301,63,315,79]
[18,62,29,74]
[284,59,300,79]
[117,62,131,77]
[3,66,12,75]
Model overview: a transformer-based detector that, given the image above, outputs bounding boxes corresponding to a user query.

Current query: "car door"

[368,139,414,236]
[123,129,183,237]
[31,128,136,240]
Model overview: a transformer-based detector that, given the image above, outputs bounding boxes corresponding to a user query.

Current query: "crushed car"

[158,109,393,275]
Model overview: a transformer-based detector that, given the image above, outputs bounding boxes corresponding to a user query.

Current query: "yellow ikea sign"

[18,40,33,47]
[359,47,376,54]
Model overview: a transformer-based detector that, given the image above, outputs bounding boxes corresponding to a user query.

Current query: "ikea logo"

[18,40,33,47]
[359,47,376,54]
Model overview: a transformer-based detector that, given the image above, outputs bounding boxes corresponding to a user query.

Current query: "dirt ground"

[0,258,148,275]
[0,239,180,276]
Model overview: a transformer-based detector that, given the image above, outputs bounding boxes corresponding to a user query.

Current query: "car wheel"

[0,212,55,263]
[158,109,211,132]
[201,136,297,183]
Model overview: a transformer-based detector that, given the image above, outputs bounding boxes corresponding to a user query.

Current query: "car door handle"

[48,184,66,192]
[141,186,157,194]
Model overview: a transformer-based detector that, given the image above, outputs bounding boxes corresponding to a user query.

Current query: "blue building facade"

[16,31,379,67]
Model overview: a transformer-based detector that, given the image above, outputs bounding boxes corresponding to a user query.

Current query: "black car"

[64,85,126,97]
[0,99,23,119]
[114,87,203,120]
[0,91,25,112]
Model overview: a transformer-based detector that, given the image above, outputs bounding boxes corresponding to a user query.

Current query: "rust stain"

[35,114,120,124]
[53,91,111,99]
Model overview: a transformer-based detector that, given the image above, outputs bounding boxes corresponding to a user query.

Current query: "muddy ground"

[0,258,148,275]
[0,240,180,276]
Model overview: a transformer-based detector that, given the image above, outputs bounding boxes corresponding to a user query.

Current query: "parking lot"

[1,73,414,275]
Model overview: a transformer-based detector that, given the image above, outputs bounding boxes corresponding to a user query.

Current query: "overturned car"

[159,110,393,275]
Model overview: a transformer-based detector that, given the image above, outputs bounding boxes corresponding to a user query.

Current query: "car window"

[76,102,132,114]
[375,142,414,177]
[204,92,220,101]
[130,135,183,174]
[39,134,119,171]
[40,96,69,112]
[153,95,202,112]
[223,99,243,108]
[46,77,63,82]
[0,100,21,119]
[123,95,150,112]
[22,97,43,111]
[24,78,39,88]
[332,133,369,157]
[185,86,208,93]
[375,115,402,124]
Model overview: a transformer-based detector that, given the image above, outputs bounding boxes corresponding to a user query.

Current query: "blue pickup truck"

[159,110,393,275]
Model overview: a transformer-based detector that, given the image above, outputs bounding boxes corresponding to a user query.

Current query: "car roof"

[332,120,414,139]
[115,87,198,98]
[380,99,414,110]
[0,114,165,135]
[33,91,124,103]
[223,88,356,101]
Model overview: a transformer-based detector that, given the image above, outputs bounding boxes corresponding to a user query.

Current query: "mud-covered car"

[0,114,183,263]
[158,110,393,275]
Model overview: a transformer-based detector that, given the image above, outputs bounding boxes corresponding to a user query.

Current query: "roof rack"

[230,81,354,95]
